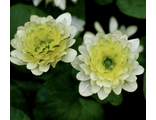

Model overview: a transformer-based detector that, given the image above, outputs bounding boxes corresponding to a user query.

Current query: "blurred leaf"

[10,84,29,116]
[138,36,146,68]
[116,0,146,19]
[10,107,31,120]
[92,91,123,106]
[94,0,114,5]
[107,91,123,106]
[35,74,104,120]
[143,72,146,100]
[66,0,85,20]
[10,3,47,40]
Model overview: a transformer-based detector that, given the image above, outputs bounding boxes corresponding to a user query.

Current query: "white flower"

[10,13,77,76]
[71,30,144,100]
[71,16,85,35]
[33,0,77,10]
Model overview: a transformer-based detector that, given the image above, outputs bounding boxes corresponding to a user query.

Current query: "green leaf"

[143,72,146,100]
[94,0,114,5]
[35,74,104,120]
[10,107,31,120]
[138,36,146,68]
[10,4,47,40]
[66,0,85,20]
[10,84,29,116]
[107,91,123,106]
[116,0,146,19]
[92,91,123,106]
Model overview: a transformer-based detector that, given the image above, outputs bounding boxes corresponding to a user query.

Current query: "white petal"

[109,16,118,32]
[78,45,88,55]
[56,12,71,26]
[132,65,144,75]
[54,0,61,6]
[76,71,90,81]
[83,31,95,40]
[33,0,42,6]
[51,58,60,68]
[59,0,66,10]
[91,81,101,93]
[126,74,137,82]
[26,62,38,70]
[65,26,77,39]
[10,57,26,65]
[10,50,21,57]
[31,67,43,76]
[126,26,138,37]
[90,72,98,81]
[128,38,140,52]
[71,57,83,70]
[94,21,105,33]
[79,64,91,75]
[104,87,111,94]
[102,81,111,87]
[97,87,109,100]
[61,48,77,62]
[30,15,38,22]
[120,74,129,80]
[135,45,144,53]
[96,80,103,87]
[79,81,93,96]
[119,25,126,34]
[66,39,76,48]
[122,81,138,92]
[113,85,122,95]
[39,64,50,72]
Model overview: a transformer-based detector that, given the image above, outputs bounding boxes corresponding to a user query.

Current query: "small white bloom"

[71,30,144,100]
[10,13,77,76]
[71,16,85,35]
[33,0,77,10]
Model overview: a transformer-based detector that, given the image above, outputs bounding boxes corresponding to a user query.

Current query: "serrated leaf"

[94,0,114,5]
[35,74,104,120]
[10,107,31,120]
[116,0,146,19]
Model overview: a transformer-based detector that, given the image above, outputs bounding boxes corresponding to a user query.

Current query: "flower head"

[10,13,77,75]
[71,30,144,100]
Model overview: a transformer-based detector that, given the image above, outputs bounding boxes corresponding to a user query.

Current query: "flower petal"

[132,65,144,75]
[10,57,26,65]
[83,31,95,40]
[33,0,42,6]
[30,15,38,22]
[90,81,101,93]
[61,48,77,62]
[39,64,50,72]
[66,39,76,48]
[71,57,83,70]
[26,62,38,70]
[109,16,118,32]
[79,81,93,96]
[126,26,138,37]
[122,81,138,92]
[79,64,91,75]
[126,74,137,82]
[56,12,71,26]
[104,87,111,94]
[113,85,122,95]
[78,45,88,55]
[65,26,77,39]
[128,38,140,52]
[97,87,109,100]
[90,72,98,81]
[76,70,90,81]
[31,67,43,76]
[94,21,105,33]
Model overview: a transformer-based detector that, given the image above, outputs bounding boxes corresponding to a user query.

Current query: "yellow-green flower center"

[102,57,116,70]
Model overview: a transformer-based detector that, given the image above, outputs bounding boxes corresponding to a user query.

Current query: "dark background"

[10,0,146,120]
